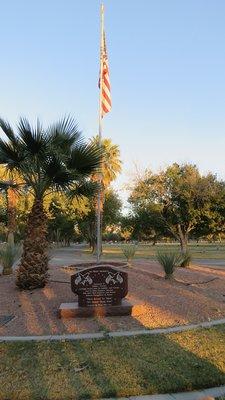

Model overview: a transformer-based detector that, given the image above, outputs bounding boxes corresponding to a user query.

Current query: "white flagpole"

[96,4,104,263]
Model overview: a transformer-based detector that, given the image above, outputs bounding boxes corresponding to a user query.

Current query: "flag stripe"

[103,75,110,91]
[102,89,111,106]
[102,102,109,114]
[99,31,111,118]
[102,83,110,99]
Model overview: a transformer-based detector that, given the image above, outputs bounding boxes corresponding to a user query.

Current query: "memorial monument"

[59,263,139,317]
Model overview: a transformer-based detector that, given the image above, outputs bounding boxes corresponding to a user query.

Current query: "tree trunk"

[92,240,103,255]
[179,238,187,253]
[177,225,188,254]
[152,235,157,246]
[16,198,49,290]
[91,242,96,254]
[7,232,14,246]
[6,187,17,246]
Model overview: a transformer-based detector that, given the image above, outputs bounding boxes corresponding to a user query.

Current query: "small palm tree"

[0,117,101,289]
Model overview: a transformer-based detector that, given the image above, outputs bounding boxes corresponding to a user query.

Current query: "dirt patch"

[0,261,225,337]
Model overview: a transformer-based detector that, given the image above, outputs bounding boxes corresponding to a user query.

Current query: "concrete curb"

[0,318,225,342]
[102,385,225,400]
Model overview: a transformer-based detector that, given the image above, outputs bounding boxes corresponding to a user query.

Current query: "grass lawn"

[95,242,225,261]
[1,325,225,400]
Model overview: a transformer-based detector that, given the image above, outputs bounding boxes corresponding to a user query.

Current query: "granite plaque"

[71,265,128,307]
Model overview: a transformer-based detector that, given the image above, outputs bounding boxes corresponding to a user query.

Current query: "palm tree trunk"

[16,197,49,290]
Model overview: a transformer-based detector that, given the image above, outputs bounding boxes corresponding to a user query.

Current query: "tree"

[92,137,122,187]
[0,181,18,245]
[48,199,76,246]
[101,188,122,227]
[125,207,166,243]
[191,185,225,242]
[129,163,225,252]
[0,190,7,241]
[90,137,122,252]
[78,189,122,251]
[0,166,24,245]
[119,215,135,242]
[12,188,90,244]
[0,116,101,289]
[47,194,89,246]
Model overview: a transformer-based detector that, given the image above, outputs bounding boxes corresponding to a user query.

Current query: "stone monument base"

[58,299,143,318]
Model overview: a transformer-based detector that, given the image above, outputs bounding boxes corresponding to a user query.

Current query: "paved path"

[1,317,225,343]
[49,244,89,267]
[103,385,225,400]
[48,245,225,270]
[193,259,225,270]
[3,244,223,271]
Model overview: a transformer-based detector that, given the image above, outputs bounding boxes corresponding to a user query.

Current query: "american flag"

[100,31,111,118]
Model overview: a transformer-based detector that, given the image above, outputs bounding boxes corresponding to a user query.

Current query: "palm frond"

[68,143,102,176]
[91,135,122,185]
[68,180,99,199]
[0,119,17,143]
[44,155,73,188]
[0,180,19,191]
[0,139,24,167]
[0,115,103,201]
[0,181,10,191]
[48,116,81,151]
[18,117,49,156]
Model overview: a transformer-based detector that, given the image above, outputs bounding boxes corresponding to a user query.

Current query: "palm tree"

[92,137,122,187]
[0,180,18,245]
[90,137,122,253]
[0,117,101,289]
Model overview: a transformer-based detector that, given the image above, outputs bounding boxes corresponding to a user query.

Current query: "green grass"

[93,242,225,262]
[1,325,225,400]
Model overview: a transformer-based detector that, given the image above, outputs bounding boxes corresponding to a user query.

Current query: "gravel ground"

[0,261,225,337]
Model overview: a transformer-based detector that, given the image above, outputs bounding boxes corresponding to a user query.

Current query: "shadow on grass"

[2,325,225,400]
[5,341,49,400]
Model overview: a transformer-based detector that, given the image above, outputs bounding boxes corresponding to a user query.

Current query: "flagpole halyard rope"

[96,4,104,263]
[96,3,112,263]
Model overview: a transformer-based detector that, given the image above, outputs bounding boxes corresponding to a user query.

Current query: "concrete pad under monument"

[59,263,143,318]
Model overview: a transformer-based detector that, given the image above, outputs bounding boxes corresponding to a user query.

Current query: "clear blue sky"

[1,0,225,202]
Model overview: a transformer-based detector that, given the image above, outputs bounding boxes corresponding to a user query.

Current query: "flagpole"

[96,4,104,263]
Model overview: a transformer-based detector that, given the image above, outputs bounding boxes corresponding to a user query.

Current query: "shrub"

[178,251,192,268]
[122,244,137,265]
[0,244,21,275]
[156,250,182,280]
